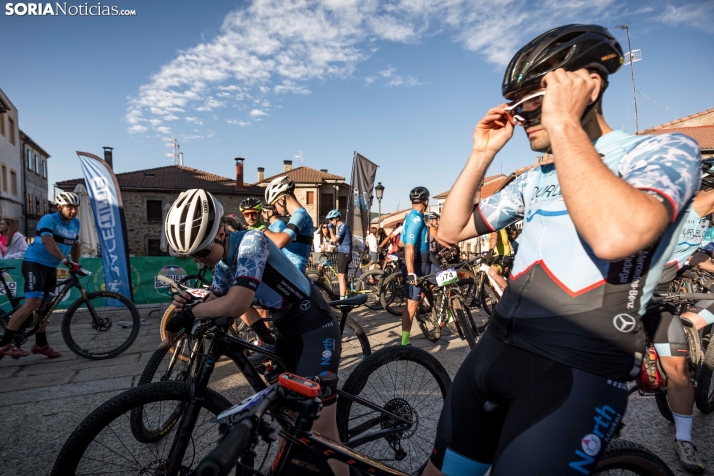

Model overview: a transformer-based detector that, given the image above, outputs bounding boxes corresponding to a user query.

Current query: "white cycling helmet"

[265,176,295,204]
[55,192,80,207]
[165,189,224,255]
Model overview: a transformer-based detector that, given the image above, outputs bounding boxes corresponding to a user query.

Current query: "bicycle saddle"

[328,294,367,307]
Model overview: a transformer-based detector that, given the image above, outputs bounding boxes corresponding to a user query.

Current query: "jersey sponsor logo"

[27,271,36,290]
[413,217,421,223]
[531,183,562,200]
[569,405,622,474]
[300,300,310,311]
[613,314,637,333]
[606,379,628,390]
[321,338,335,366]
[616,249,650,310]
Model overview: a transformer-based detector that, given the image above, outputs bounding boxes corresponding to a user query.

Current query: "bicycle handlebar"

[652,292,713,302]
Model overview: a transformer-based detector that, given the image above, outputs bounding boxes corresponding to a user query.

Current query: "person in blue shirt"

[326,209,352,299]
[262,176,314,274]
[0,192,81,359]
[400,186,431,346]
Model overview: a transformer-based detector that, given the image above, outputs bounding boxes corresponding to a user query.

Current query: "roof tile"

[255,166,344,185]
[641,125,714,150]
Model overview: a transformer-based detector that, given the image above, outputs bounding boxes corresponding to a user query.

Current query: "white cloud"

[274,80,311,95]
[156,126,171,134]
[250,109,268,117]
[364,76,377,86]
[654,2,714,31]
[228,119,253,126]
[128,124,147,134]
[185,117,204,125]
[164,114,180,121]
[380,66,396,78]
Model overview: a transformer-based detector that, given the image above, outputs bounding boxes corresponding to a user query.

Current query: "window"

[1,165,7,192]
[10,170,17,195]
[320,193,333,219]
[27,194,33,215]
[146,200,162,222]
[43,199,48,215]
[36,196,40,215]
[42,160,47,178]
[34,154,38,173]
[26,149,32,169]
[0,113,4,136]
[7,117,15,145]
[338,195,347,211]
[306,191,315,205]
[148,239,165,256]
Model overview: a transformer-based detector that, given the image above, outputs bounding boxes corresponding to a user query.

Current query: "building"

[640,107,714,159]
[251,160,350,225]
[56,153,263,256]
[20,131,50,238]
[0,89,24,230]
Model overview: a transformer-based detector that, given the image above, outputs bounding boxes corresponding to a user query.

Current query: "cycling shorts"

[336,252,351,274]
[274,317,341,406]
[369,251,379,264]
[641,304,689,358]
[22,260,58,299]
[430,330,628,476]
[690,299,714,326]
[400,263,439,302]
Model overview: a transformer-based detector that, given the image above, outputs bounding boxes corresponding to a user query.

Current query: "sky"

[1,0,713,214]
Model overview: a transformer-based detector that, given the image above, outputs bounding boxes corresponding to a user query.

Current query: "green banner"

[0,257,211,309]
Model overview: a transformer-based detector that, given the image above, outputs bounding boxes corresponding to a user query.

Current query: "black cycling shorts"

[690,299,714,326]
[22,260,58,299]
[274,317,341,406]
[641,305,689,358]
[336,252,351,274]
[430,331,629,475]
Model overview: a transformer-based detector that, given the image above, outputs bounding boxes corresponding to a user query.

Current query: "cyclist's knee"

[660,356,689,381]
[488,266,500,279]
[23,298,42,310]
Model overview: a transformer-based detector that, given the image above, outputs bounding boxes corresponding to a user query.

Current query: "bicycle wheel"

[51,381,232,475]
[61,291,141,360]
[356,269,385,310]
[696,328,714,413]
[341,316,371,372]
[592,439,675,475]
[654,391,674,422]
[380,272,407,316]
[417,287,440,342]
[138,336,194,386]
[179,273,211,289]
[480,281,499,317]
[336,345,451,474]
[451,295,477,349]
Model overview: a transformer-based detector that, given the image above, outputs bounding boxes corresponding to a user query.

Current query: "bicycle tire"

[417,287,440,342]
[356,269,385,310]
[696,327,714,413]
[51,381,232,475]
[336,345,451,474]
[654,391,674,422]
[61,291,140,360]
[451,295,477,349]
[592,439,675,475]
[480,281,499,317]
[179,273,211,289]
[380,272,407,316]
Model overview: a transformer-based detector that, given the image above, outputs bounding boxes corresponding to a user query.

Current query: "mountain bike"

[52,295,452,476]
[0,265,140,360]
[178,261,213,289]
[308,252,383,310]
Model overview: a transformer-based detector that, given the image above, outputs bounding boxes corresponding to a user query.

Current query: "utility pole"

[615,23,642,133]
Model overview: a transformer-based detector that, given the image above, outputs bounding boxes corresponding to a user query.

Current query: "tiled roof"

[56,165,263,195]
[434,174,506,199]
[254,166,344,185]
[644,108,714,131]
[641,125,714,151]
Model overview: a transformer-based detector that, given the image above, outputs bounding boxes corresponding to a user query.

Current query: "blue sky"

[1,0,713,213]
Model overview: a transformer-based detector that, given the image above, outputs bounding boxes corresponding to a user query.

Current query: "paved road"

[0,305,712,475]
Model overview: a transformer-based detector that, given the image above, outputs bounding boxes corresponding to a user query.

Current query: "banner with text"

[347,152,378,248]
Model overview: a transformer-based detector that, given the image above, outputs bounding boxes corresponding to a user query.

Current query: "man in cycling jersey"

[240,197,267,231]
[0,192,81,358]
[485,228,512,291]
[429,25,700,476]
[326,209,352,299]
[400,187,431,346]
[163,189,347,476]
[262,176,314,273]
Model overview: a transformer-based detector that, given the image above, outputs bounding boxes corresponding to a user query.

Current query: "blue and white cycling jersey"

[403,209,430,275]
[667,207,710,269]
[211,230,332,334]
[335,222,352,255]
[24,212,80,268]
[473,130,700,381]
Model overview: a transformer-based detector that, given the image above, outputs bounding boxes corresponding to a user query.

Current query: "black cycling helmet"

[702,158,714,191]
[410,186,430,203]
[240,197,263,213]
[502,24,623,100]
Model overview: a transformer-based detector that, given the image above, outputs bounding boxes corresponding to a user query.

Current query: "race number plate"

[436,268,458,287]
[387,254,399,261]
[215,384,275,424]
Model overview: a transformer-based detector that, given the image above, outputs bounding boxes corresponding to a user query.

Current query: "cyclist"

[0,192,82,358]
[425,212,459,266]
[262,176,314,274]
[485,227,512,292]
[240,197,267,231]
[163,189,347,476]
[400,186,431,346]
[429,24,701,475]
[326,209,352,299]
[380,221,403,270]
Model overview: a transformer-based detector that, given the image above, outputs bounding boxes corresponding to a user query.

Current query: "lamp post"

[375,182,385,227]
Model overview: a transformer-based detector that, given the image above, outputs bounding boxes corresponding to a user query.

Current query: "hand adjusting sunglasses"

[504,90,545,125]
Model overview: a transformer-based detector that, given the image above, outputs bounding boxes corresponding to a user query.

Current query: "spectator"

[377,227,388,247]
[366,227,379,270]
[0,218,27,259]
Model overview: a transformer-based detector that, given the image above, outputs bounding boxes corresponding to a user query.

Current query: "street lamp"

[375,182,385,227]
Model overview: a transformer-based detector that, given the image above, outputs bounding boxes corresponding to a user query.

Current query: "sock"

[0,329,16,347]
[401,330,411,346]
[672,412,693,442]
[249,321,275,345]
[35,332,48,347]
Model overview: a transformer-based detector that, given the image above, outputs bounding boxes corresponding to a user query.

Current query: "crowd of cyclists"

[2,22,713,476]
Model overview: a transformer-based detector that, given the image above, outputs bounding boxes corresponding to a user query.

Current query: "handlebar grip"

[319,373,339,389]
[674,293,713,301]
[194,419,255,476]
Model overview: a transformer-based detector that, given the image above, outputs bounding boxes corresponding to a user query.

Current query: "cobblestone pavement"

[0,305,712,475]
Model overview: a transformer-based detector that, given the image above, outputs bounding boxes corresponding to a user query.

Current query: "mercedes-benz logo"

[613,314,637,333]
[300,300,310,311]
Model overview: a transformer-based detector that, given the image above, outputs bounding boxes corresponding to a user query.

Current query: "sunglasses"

[505,90,545,125]
[243,212,258,218]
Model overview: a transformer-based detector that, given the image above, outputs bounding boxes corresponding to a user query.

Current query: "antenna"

[615,23,642,133]
[163,136,181,166]
[294,150,304,166]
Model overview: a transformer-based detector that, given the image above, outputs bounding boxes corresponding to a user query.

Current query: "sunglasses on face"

[191,247,212,259]
[505,90,545,125]
[243,212,258,218]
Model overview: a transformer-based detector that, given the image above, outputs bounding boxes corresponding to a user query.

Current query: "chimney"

[257,167,265,182]
[283,160,292,172]
[235,157,245,191]
[320,169,328,173]
[103,147,114,170]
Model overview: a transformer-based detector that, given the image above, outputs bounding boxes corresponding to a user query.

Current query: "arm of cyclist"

[404,244,416,283]
[263,228,291,248]
[542,69,699,261]
[692,189,714,217]
[41,234,71,262]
